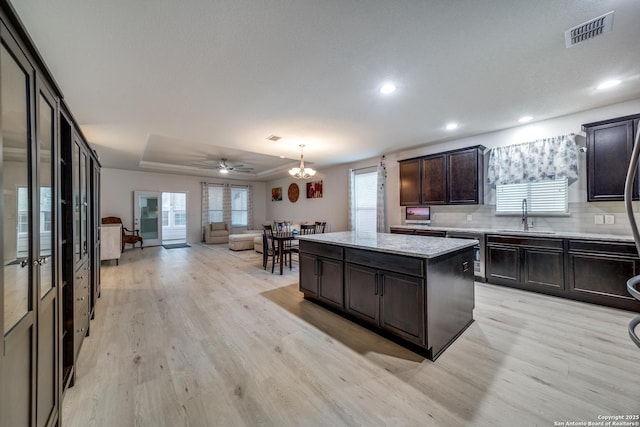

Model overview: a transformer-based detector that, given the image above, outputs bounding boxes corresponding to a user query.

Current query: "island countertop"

[298,231,477,259]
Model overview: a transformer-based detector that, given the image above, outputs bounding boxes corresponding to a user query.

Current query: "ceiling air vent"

[565,11,614,48]
[266,135,282,141]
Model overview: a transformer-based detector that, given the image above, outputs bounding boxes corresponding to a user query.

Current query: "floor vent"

[565,11,614,48]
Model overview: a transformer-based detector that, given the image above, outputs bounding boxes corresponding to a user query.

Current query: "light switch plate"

[594,215,604,225]
[605,214,615,225]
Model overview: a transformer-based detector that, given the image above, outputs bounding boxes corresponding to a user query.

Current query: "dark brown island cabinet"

[399,145,485,206]
[584,113,640,202]
[1,3,101,426]
[298,232,476,360]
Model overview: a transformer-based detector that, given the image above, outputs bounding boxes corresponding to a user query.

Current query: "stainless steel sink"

[497,229,556,235]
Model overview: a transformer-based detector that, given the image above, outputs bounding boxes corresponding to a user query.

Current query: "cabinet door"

[1,30,37,427]
[421,155,446,204]
[448,148,479,204]
[522,248,564,290]
[486,244,520,285]
[587,119,636,201]
[399,159,421,206]
[568,252,640,311]
[345,263,378,324]
[318,258,344,309]
[379,272,425,346]
[299,253,318,296]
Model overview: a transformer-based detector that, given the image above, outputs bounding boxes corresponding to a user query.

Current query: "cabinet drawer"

[487,235,563,249]
[73,298,89,358]
[568,240,638,257]
[299,240,344,260]
[345,248,424,277]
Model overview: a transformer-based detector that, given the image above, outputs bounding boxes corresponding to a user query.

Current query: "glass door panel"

[2,43,31,333]
[73,142,80,263]
[134,191,161,246]
[38,93,54,297]
[80,149,87,259]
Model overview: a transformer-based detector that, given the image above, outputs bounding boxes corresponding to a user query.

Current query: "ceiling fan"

[192,158,254,174]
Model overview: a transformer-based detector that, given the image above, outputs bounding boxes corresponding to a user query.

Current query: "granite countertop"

[390,224,635,243]
[298,231,477,259]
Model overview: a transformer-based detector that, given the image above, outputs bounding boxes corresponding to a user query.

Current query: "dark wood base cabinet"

[486,235,640,312]
[567,240,640,312]
[299,239,475,360]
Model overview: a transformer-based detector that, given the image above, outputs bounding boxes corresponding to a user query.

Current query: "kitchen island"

[298,231,477,360]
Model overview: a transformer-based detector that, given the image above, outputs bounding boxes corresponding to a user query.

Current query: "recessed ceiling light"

[597,79,621,90]
[445,122,458,131]
[380,83,396,94]
[219,169,229,174]
[518,116,533,123]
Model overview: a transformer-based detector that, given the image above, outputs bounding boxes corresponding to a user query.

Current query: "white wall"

[265,98,640,233]
[265,164,351,232]
[101,169,267,243]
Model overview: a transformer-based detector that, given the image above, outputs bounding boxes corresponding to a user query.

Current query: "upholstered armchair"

[205,222,229,244]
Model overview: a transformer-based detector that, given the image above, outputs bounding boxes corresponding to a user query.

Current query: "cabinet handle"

[20,259,29,268]
[78,296,85,301]
[380,274,384,296]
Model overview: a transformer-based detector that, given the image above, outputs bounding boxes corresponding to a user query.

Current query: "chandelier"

[288,144,316,179]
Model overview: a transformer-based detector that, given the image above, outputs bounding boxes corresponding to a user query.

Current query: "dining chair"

[314,221,326,234]
[290,224,316,258]
[263,225,291,273]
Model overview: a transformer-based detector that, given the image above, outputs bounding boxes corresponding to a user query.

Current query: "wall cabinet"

[398,145,485,206]
[584,114,640,201]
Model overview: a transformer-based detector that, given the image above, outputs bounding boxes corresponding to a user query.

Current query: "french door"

[134,191,162,247]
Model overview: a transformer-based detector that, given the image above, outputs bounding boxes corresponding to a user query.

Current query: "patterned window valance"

[487,134,578,187]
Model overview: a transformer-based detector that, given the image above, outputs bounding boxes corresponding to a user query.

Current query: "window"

[231,187,248,226]
[496,178,568,214]
[174,211,186,226]
[353,168,377,233]
[208,185,223,223]
[162,211,169,227]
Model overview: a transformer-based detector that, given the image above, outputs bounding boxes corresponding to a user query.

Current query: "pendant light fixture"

[289,144,316,179]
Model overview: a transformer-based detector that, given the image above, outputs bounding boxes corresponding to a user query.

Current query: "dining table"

[272,232,297,275]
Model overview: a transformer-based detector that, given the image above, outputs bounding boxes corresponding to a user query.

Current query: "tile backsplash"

[419,202,640,236]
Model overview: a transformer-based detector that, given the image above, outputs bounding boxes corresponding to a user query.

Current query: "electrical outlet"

[466,214,472,221]
[605,215,615,225]
[594,215,604,225]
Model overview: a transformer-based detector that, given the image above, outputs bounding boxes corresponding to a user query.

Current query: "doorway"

[161,192,187,245]
[134,191,162,247]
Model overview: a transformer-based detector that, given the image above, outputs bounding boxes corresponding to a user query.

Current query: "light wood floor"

[62,243,640,426]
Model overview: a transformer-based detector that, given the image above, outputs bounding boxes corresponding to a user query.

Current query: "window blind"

[353,168,377,233]
[208,185,223,222]
[231,186,248,226]
[496,178,568,214]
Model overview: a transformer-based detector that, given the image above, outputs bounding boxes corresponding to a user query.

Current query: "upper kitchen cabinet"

[399,159,421,205]
[584,113,640,202]
[399,146,485,206]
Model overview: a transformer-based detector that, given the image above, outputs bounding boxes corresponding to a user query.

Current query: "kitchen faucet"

[522,198,532,231]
